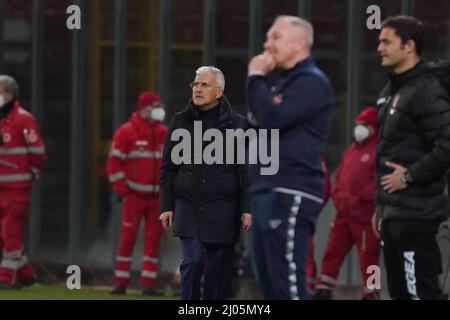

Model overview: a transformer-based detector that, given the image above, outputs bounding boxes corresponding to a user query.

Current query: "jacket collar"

[0,99,18,120]
[187,95,234,129]
[388,61,425,89]
[130,112,153,132]
[282,56,315,77]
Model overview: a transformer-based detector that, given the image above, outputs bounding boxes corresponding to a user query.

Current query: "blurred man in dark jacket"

[374,16,450,300]
[247,15,334,300]
[159,66,252,300]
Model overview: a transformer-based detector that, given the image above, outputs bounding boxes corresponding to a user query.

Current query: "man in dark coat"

[159,66,252,300]
[373,16,450,300]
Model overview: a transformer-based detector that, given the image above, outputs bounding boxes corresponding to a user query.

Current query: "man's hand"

[371,213,381,239]
[241,213,252,232]
[380,161,407,193]
[248,51,276,76]
[159,211,173,231]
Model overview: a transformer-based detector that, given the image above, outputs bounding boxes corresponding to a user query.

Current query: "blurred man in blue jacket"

[247,15,334,300]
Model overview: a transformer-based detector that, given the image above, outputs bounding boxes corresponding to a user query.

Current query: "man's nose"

[377,43,383,52]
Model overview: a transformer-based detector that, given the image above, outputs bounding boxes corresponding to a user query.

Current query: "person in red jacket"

[107,91,168,295]
[0,75,47,289]
[313,106,380,300]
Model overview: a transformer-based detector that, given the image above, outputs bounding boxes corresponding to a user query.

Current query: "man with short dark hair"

[374,15,450,300]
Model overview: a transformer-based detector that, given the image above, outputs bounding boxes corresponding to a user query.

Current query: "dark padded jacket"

[159,96,250,244]
[376,61,450,222]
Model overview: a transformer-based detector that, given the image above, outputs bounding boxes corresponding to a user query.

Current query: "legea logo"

[170,121,279,175]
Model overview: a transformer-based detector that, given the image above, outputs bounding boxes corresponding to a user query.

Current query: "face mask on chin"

[150,107,166,122]
[354,124,369,142]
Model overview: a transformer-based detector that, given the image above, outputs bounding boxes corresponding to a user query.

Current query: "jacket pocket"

[175,168,198,200]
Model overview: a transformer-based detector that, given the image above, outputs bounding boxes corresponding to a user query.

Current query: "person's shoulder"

[13,106,39,127]
[231,111,249,129]
[174,108,191,118]
[231,110,245,121]
[419,74,446,93]
[15,105,35,120]
[290,61,332,87]
[289,68,334,99]
[407,74,446,104]
[114,120,134,137]
[157,121,169,132]
[305,64,332,86]
[170,108,193,124]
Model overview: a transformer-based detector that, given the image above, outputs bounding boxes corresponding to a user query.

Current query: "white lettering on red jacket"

[0,101,47,188]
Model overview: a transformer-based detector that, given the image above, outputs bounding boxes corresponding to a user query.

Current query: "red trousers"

[0,189,35,284]
[114,194,164,287]
[316,217,380,298]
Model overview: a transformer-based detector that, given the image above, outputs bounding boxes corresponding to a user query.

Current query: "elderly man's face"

[191,73,223,108]
[263,20,304,69]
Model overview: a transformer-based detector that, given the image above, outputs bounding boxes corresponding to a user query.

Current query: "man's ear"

[216,89,224,99]
[404,39,417,54]
[295,38,304,52]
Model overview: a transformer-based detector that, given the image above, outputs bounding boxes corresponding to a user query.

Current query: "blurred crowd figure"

[0,75,47,289]
[107,92,168,296]
[314,107,380,300]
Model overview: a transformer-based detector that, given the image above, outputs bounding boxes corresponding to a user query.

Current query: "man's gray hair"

[275,15,314,48]
[195,66,225,91]
[0,75,19,97]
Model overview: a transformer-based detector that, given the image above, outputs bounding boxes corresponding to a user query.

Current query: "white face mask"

[150,107,166,122]
[354,124,369,142]
[0,95,5,109]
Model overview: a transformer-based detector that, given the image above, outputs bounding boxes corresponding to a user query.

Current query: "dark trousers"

[381,219,446,300]
[180,237,234,300]
[252,191,321,300]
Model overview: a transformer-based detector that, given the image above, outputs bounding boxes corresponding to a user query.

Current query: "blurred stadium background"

[0,0,449,298]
